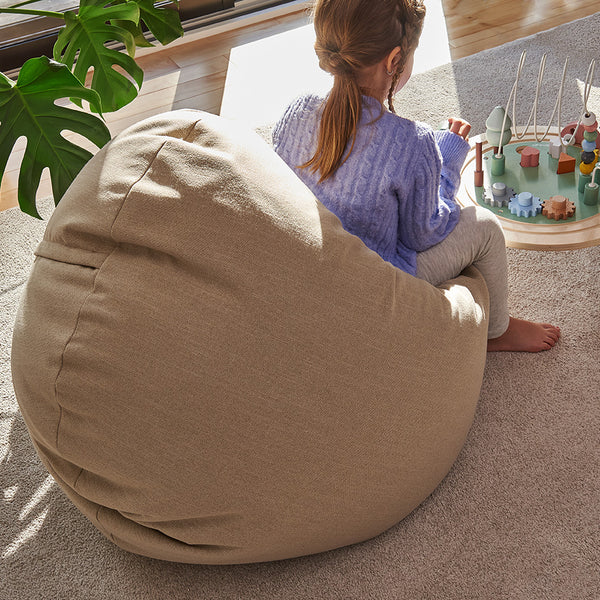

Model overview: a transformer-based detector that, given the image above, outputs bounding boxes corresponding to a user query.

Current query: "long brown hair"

[302,0,426,182]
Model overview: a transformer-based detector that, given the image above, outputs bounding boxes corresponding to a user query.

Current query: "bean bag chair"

[11,109,489,564]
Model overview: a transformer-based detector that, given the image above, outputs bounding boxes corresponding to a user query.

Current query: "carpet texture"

[2,14,600,599]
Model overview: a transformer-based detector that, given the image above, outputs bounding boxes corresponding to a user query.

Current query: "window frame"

[0,0,295,75]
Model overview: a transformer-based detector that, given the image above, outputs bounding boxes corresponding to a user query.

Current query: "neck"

[355,64,389,105]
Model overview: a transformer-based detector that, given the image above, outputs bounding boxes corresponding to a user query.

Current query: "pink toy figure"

[561,121,600,150]
[520,146,540,167]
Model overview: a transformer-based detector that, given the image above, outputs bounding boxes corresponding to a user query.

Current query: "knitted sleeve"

[271,103,291,152]
[396,129,467,252]
[272,94,316,157]
[434,129,471,201]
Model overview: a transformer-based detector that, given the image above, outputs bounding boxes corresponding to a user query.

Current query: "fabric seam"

[52,125,200,456]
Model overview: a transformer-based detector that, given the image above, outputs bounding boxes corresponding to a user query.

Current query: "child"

[273,0,560,352]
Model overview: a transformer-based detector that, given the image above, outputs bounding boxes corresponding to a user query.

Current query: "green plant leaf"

[53,0,144,113]
[112,18,155,48]
[135,0,183,46]
[110,0,183,47]
[0,57,111,218]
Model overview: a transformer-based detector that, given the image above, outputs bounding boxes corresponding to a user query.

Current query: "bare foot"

[487,317,561,352]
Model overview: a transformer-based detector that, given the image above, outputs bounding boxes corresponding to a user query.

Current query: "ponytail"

[301,74,362,183]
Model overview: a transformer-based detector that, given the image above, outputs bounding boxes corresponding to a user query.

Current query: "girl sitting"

[273,0,560,352]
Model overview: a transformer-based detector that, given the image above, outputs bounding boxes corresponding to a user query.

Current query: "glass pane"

[0,0,76,21]
[0,0,294,73]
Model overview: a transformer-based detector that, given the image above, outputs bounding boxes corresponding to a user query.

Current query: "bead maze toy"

[458,51,600,249]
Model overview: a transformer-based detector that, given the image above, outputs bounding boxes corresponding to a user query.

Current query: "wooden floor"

[442,0,600,59]
[1,0,598,212]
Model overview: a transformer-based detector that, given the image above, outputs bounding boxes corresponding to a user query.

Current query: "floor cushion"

[11,109,489,564]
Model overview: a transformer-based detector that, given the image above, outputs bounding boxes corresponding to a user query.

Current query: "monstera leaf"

[53,0,144,113]
[111,0,183,47]
[0,57,111,218]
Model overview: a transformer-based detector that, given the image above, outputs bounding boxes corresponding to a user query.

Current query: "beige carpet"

[2,14,600,599]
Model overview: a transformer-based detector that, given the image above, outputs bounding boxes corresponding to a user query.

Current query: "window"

[0,0,295,74]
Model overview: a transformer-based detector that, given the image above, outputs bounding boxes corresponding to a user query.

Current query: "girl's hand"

[447,117,471,141]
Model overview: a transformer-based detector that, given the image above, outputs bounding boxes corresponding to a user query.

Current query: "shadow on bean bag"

[11,110,489,564]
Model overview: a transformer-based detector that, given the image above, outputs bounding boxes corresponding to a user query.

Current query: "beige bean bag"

[11,110,489,564]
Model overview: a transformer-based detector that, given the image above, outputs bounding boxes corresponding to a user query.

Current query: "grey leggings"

[415,206,510,338]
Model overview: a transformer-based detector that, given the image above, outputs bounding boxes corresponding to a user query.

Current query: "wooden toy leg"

[474,142,484,187]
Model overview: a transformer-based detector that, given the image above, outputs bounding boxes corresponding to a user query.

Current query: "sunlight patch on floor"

[18,474,55,521]
[221,24,330,128]
[2,474,55,559]
[2,506,50,559]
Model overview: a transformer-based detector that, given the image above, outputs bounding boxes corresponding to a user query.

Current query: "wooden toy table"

[458,128,600,250]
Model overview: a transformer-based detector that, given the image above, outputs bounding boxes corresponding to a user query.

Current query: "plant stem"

[0,7,65,18]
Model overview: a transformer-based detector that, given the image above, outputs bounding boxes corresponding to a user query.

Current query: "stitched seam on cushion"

[72,467,84,488]
[106,118,199,240]
[35,241,106,269]
[53,260,106,452]
[53,136,178,453]
[109,140,169,239]
[181,119,201,143]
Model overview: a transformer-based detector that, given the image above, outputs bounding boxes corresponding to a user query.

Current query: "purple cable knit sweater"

[272,93,470,275]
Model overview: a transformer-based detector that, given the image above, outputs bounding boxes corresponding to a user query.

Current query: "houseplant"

[0,0,183,218]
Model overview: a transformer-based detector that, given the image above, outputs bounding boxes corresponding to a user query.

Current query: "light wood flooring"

[443,0,600,59]
[1,0,598,212]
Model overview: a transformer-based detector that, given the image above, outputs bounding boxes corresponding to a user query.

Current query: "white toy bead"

[549,136,562,159]
[582,111,597,127]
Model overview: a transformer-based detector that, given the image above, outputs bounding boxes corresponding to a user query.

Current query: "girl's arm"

[434,128,471,202]
[396,130,469,252]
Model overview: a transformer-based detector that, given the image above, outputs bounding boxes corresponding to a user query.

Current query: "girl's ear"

[385,46,402,75]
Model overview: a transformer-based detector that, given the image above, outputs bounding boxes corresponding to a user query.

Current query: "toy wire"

[591,163,600,187]
[497,50,526,156]
[526,55,568,144]
[563,58,596,147]
[496,52,594,153]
